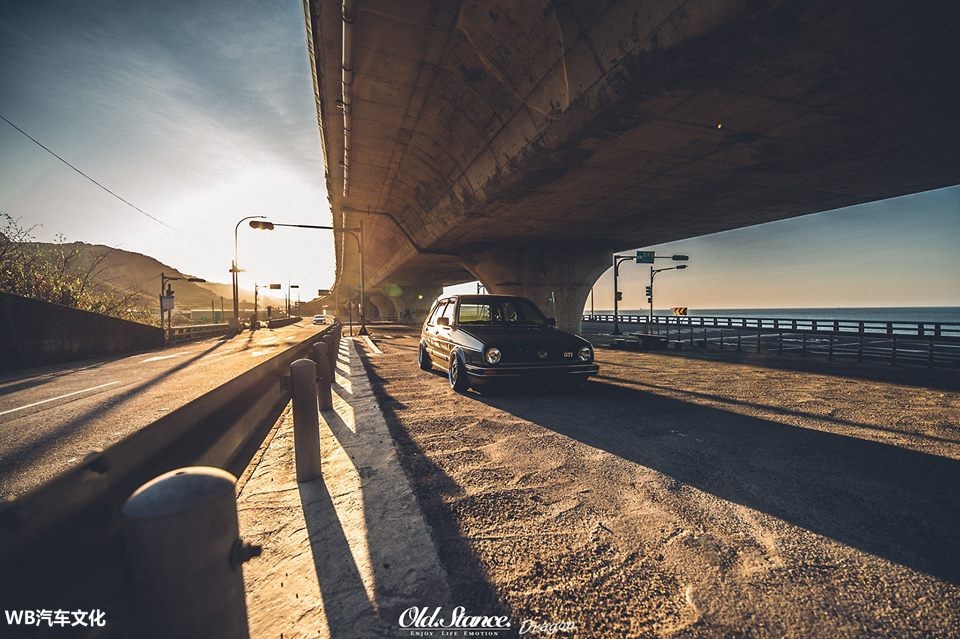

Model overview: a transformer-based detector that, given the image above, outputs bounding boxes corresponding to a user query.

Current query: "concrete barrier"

[0,292,164,371]
[0,323,339,634]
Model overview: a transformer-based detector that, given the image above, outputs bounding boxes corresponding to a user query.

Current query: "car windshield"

[457,299,549,326]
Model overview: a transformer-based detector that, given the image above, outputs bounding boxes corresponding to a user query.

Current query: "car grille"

[501,346,572,364]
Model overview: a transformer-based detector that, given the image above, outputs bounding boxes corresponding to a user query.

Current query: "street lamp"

[611,252,689,335]
[159,272,206,337]
[231,215,267,328]
[287,279,300,317]
[648,264,689,323]
[611,253,638,335]
[252,282,282,329]
[250,219,366,334]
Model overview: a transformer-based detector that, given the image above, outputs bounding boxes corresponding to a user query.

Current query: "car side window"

[440,300,457,325]
[427,302,446,326]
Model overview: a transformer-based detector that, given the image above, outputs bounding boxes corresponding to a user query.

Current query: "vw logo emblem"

[537,350,548,359]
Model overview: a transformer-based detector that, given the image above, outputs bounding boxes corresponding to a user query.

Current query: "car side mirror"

[546,318,556,327]
[437,317,450,327]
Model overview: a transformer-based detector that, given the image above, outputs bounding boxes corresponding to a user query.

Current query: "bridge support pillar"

[461,245,610,334]
[368,292,396,320]
[378,285,443,322]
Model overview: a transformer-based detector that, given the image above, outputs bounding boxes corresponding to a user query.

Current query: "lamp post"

[611,253,638,336]
[159,272,206,338]
[249,219,366,334]
[612,252,689,334]
[648,264,689,322]
[231,215,267,328]
[289,284,299,316]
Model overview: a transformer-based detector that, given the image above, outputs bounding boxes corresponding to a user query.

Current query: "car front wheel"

[418,343,433,371]
[448,353,469,392]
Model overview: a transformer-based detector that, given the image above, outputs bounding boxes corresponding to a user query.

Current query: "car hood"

[457,326,589,349]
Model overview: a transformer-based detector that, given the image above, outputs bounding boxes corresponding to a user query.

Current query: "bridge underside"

[305,0,960,329]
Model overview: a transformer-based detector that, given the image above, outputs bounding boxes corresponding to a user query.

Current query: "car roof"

[435,294,531,304]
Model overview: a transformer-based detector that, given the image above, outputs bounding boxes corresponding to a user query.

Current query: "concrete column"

[368,292,397,320]
[388,286,443,322]
[461,245,610,333]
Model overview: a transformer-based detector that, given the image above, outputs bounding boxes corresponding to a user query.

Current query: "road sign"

[160,295,175,311]
[636,251,655,264]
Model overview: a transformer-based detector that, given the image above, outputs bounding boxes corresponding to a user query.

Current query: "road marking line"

[0,381,120,417]
[141,351,192,363]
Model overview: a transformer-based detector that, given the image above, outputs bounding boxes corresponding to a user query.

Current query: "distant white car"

[312,314,326,325]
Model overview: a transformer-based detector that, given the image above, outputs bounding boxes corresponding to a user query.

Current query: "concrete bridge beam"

[461,246,610,334]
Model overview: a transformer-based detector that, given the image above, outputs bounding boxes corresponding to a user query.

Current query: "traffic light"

[645,286,652,296]
[671,254,689,261]
[615,291,623,301]
[249,220,275,230]
[269,283,282,290]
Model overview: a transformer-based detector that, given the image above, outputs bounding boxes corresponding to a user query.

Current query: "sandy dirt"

[357,324,960,638]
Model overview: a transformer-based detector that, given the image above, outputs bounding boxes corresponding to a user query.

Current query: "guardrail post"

[323,334,338,378]
[928,338,935,368]
[122,467,259,639]
[291,358,322,482]
[801,333,807,357]
[312,342,334,411]
[736,328,741,351]
[891,337,897,366]
[756,325,762,353]
[828,333,834,360]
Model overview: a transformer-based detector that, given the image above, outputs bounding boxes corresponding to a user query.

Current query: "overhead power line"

[0,113,177,231]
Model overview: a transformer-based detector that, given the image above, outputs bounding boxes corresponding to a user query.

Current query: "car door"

[423,301,447,362]
[435,299,457,361]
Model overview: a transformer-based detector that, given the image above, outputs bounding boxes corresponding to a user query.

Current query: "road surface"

[0,322,327,498]
[360,324,960,638]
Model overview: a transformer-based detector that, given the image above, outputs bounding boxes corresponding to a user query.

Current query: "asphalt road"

[360,325,960,638]
[0,322,328,498]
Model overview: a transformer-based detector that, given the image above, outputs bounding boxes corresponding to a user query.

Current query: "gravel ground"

[358,325,960,638]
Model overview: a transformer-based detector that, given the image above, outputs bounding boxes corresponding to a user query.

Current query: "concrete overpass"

[304,0,960,330]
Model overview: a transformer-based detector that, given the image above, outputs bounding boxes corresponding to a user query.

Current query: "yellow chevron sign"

[672,307,688,316]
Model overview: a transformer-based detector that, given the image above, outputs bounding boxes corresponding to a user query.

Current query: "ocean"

[590,307,960,324]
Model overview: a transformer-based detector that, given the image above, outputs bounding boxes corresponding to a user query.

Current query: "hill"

[26,241,269,312]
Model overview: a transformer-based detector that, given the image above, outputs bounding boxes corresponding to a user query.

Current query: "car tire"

[448,352,469,393]
[418,343,433,371]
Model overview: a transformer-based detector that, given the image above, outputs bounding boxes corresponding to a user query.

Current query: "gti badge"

[537,350,548,359]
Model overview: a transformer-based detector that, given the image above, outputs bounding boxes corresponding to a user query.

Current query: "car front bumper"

[464,361,599,381]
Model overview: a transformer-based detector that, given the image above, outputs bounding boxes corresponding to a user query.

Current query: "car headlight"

[485,348,502,364]
[578,346,592,362]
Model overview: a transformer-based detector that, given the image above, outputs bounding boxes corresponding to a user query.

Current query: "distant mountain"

[29,241,252,311]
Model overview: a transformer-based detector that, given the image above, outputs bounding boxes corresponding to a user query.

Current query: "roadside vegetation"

[0,212,158,326]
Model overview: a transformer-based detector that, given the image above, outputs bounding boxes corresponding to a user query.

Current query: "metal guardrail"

[0,323,339,635]
[585,314,960,338]
[167,322,233,343]
[584,314,960,368]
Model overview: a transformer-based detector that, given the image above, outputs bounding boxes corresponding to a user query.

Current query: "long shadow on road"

[0,337,233,491]
[472,379,960,585]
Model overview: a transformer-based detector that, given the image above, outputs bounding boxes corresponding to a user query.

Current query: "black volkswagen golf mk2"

[418,294,599,392]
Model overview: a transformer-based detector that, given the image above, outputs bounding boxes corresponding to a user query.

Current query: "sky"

[0,0,335,301]
[2,1,958,312]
